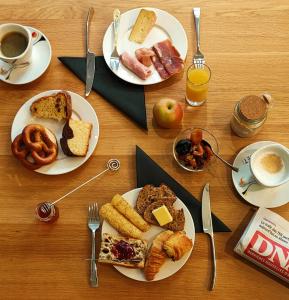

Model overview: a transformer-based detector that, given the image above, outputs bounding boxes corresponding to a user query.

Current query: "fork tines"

[88,203,99,221]
[193,58,205,69]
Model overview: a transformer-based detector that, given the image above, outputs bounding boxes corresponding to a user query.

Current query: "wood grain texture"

[0,0,289,299]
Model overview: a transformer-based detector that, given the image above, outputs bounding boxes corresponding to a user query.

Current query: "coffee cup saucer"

[232,141,289,208]
[0,26,51,84]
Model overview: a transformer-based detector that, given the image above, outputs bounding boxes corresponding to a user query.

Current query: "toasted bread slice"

[98,233,147,269]
[30,91,72,121]
[129,9,157,43]
[143,200,175,226]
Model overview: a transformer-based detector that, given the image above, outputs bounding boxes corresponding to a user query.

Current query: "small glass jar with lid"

[230,93,272,137]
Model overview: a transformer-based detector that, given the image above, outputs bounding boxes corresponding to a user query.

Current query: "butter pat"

[152,205,173,226]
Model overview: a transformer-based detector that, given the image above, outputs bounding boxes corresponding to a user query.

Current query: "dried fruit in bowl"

[175,129,214,170]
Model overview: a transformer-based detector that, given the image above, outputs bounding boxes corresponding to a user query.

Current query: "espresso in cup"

[0,31,28,57]
[0,23,32,63]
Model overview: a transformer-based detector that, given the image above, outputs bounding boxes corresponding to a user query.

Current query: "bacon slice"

[151,54,170,79]
[153,39,184,76]
[120,51,152,80]
[135,48,155,67]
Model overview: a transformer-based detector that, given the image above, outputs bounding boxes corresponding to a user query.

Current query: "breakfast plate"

[102,7,188,85]
[0,26,52,85]
[101,188,195,281]
[232,141,289,208]
[11,90,99,175]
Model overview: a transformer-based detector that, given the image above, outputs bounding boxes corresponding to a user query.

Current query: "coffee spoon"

[0,61,30,80]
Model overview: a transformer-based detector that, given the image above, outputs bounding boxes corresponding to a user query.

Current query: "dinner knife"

[85,7,96,97]
[202,183,216,290]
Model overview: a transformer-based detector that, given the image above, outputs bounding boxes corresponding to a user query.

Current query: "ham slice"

[120,51,152,80]
[135,48,155,67]
[151,54,170,79]
[153,39,184,76]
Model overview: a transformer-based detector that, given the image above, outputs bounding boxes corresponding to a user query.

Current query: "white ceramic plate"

[11,90,99,175]
[101,188,195,281]
[102,7,188,85]
[232,141,289,208]
[0,26,52,84]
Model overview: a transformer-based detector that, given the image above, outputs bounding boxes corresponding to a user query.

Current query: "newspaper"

[234,207,289,283]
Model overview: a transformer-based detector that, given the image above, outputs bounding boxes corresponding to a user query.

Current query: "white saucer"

[102,7,188,85]
[232,141,289,208]
[102,188,195,282]
[0,26,52,84]
[11,90,99,175]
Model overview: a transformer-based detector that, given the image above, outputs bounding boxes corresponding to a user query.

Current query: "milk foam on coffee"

[235,208,289,283]
[252,152,286,186]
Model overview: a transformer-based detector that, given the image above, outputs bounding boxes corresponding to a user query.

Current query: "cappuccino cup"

[0,23,32,63]
[250,143,289,187]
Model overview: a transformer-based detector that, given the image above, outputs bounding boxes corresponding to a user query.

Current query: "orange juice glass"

[186,64,211,106]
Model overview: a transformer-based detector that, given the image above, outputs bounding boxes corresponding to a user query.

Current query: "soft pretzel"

[22,124,58,165]
[11,134,29,160]
[11,124,58,170]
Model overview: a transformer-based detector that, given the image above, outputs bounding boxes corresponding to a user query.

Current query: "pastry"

[11,124,58,170]
[60,118,92,156]
[144,230,174,281]
[99,203,142,239]
[163,231,193,261]
[30,91,72,121]
[98,233,147,269]
[111,194,150,232]
[129,9,157,43]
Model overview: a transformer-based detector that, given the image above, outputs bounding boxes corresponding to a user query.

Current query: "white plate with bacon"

[103,7,188,85]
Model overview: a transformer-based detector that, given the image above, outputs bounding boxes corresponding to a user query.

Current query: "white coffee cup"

[0,23,32,63]
[250,143,289,187]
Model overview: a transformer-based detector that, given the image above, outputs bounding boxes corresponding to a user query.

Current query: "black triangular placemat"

[136,146,231,233]
[58,56,147,130]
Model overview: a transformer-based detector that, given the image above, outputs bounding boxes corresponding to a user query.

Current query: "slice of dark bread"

[136,185,156,215]
[143,200,175,225]
[164,208,185,231]
[60,118,92,156]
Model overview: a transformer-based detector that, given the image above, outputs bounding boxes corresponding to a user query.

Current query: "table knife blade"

[201,183,216,290]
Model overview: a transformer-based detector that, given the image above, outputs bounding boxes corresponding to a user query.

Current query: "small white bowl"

[250,143,289,187]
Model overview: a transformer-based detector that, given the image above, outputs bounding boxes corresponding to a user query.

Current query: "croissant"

[163,231,193,261]
[144,230,174,281]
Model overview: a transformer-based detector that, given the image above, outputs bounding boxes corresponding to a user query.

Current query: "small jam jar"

[35,202,59,223]
[230,93,272,137]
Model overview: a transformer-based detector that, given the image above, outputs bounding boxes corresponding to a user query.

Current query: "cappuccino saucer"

[0,26,51,84]
[232,141,289,208]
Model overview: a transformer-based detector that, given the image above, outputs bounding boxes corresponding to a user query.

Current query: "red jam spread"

[111,240,135,260]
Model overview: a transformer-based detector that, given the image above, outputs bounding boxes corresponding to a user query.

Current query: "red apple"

[153,98,183,128]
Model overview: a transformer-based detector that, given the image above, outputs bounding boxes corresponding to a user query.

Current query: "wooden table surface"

[1,0,289,299]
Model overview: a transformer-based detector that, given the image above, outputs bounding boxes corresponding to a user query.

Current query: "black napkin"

[58,56,147,130]
[136,146,231,233]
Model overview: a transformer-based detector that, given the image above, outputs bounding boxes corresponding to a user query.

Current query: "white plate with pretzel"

[11,90,99,175]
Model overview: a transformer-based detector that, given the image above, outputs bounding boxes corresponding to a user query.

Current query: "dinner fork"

[88,203,100,287]
[193,8,205,68]
[110,9,121,72]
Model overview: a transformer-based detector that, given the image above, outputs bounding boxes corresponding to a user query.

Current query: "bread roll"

[144,230,174,281]
[111,194,150,232]
[163,231,193,261]
[99,203,142,239]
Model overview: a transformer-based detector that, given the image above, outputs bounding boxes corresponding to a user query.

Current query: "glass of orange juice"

[186,64,211,106]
